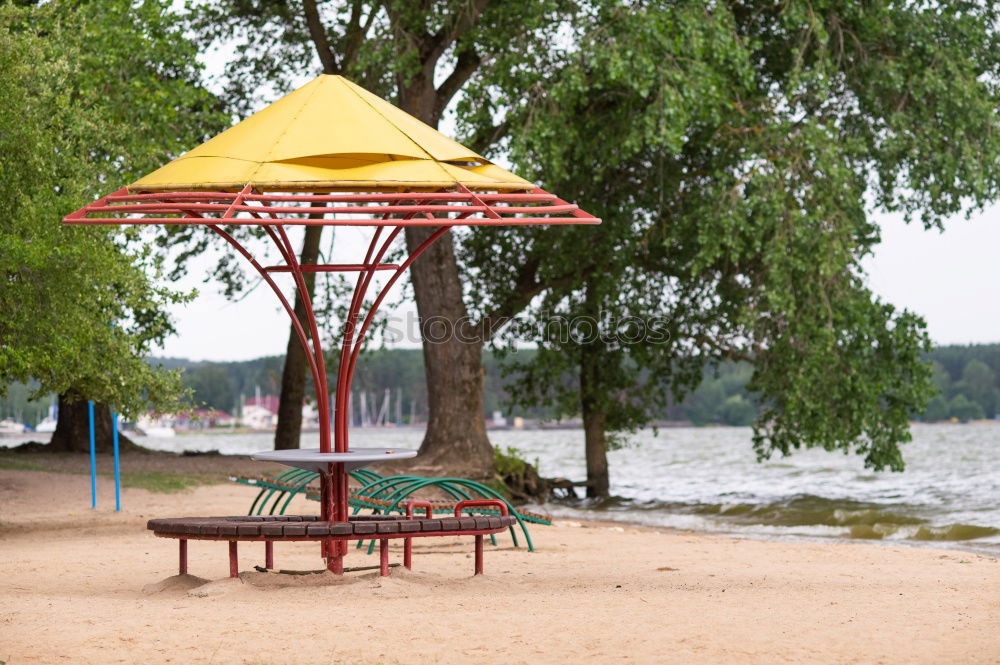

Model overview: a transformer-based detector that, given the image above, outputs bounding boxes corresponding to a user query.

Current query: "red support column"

[474,535,484,576]
[404,538,413,570]
[327,549,344,575]
[179,539,187,575]
[265,541,274,569]
[229,541,239,578]
[379,539,389,577]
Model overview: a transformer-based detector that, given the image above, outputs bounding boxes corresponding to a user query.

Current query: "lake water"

[6,423,999,553]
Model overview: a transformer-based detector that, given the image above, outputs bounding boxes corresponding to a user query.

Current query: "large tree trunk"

[399,78,494,479]
[274,225,323,450]
[580,282,610,498]
[49,390,136,453]
[406,225,494,478]
[580,347,611,499]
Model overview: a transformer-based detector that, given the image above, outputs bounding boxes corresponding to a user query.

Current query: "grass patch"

[114,471,218,494]
[0,456,219,493]
[0,458,47,472]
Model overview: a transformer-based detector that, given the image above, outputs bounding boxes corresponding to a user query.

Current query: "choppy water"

[5,423,998,552]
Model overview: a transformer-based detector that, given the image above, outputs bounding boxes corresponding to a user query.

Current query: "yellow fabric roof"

[130,75,534,193]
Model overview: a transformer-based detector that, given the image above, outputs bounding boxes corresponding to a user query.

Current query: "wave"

[544,494,1000,544]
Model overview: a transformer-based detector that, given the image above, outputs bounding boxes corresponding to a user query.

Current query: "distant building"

[242,395,280,430]
[172,409,236,430]
[301,401,320,430]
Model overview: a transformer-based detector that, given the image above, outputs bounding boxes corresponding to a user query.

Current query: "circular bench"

[149,501,517,577]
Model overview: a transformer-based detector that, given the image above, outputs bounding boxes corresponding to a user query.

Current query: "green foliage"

[0,380,53,427]
[685,364,757,426]
[152,342,1000,427]
[117,471,216,493]
[0,1,227,416]
[956,360,998,419]
[0,458,46,472]
[183,365,236,413]
[923,396,949,423]
[493,446,529,477]
[0,454,215,492]
[947,395,984,423]
[920,348,1000,421]
[462,0,999,471]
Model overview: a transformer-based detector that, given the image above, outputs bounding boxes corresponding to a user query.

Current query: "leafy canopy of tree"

[0,1,227,422]
[460,0,1000,490]
[168,1,996,489]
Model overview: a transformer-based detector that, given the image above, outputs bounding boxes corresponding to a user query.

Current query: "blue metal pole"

[112,410,121,511]
[88,400,96,509]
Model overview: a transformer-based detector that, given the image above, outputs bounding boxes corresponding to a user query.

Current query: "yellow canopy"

[130,75,534,193]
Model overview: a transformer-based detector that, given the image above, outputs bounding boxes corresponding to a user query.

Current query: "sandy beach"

[1,462,998,665]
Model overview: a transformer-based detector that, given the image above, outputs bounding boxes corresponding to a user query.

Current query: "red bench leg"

[179,539,187,575]
[327,547,343,574]
[404,537,412,570]
[379,539,389,577]
[475,535,484,575]
[228,541,238,578]
[265,541,274,569]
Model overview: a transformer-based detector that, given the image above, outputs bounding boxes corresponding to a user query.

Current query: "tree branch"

[434,46,481,122]
[303,0,340,74]
[473,255,593,341]
[467,118,510,155]
[343,0,378,68]
[427,0,490,63]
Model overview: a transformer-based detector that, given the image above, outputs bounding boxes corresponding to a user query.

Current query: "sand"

[1,466,998,665]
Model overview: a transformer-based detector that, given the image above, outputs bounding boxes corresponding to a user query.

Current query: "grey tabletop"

[250,447,418,472]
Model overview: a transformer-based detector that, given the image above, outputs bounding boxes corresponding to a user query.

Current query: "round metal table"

[251,447,418,473]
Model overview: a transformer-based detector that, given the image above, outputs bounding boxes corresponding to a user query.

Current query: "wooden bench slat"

[146,514,517,539]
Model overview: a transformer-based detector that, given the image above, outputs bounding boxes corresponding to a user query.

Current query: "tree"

[948,395,983,423]
[923,396,949,423]
[180,0,575,476]
[0,1,227,451]
[719,395,756,428]
[930,361,953,398]
[185,365,236,413]
[957,359,998,419]
[462,1,999,493]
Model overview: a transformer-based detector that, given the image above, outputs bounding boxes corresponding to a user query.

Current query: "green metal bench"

[231,468,550,552]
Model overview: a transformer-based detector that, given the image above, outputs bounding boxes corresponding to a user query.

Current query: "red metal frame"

[67,185,598,574]
[166,527,512,578]
[405,500,435,570]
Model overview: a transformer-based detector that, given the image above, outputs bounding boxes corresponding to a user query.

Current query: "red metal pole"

[333,199,432,454]
[328,549,344,575]
[344,224,453,392]
[272,225,331,454]
[179,539,187,575]
[475,535,484,576]
[319,473,329,523]
[335,223,399,452]
[379,539,389,577]
[404,501,433,571]
[249,205,330,455]
[229,541,239,578]
[265,541,274,569]
[205,225,323,405]
[209,218,343,571]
